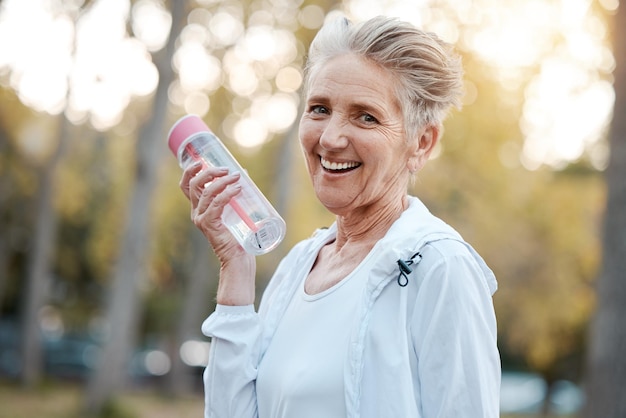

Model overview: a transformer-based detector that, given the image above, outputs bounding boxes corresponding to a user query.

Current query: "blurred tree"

[16,0,98,385]
[0,118,12,315]
[0,90,40,320]
[166,228,217,396]
[83,0,188,414]
[584,2,626,417]
[19,114,71,387]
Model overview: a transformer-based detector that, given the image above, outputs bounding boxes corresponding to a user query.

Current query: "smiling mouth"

[320,156,362,172]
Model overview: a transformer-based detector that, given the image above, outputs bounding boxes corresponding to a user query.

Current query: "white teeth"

[321,157,360,171]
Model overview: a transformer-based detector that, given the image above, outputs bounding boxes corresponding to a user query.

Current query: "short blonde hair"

[303,16,464,140]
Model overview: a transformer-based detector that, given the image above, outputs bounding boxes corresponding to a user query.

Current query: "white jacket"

[202,196,500,417]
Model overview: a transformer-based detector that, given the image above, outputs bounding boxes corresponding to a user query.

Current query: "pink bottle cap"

[167,115,212,156]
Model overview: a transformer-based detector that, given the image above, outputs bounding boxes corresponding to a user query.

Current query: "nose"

[319,114,349,150]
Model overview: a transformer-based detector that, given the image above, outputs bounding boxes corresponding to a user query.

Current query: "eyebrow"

[305,94,329,104]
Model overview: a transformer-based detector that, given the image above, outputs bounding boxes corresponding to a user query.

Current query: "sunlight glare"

[209,10,244,47]
[184,91,210,117]
[71,1,157,130]
[521,55,614,168]
[14,67,67,114]
[560,0,592,25]
[298,5,325,30]
[0,1,73,114]
[167,80,185,108]
[468,1,555,69]
[275,66,302,93]
[118,38,159,97]
[226,60,259,96]
[238,27,298,72]
[249,10,275,27]
[244,26,276,61]
[174,41,222,92]
[346,0,429,25]
[180,22,211,45]
[250,93,299,133]
[131,0,172,52]
[89,81,128,130]
[234,117,268,149]
[0,0,159,130]
[18,115,58,163]
[599,0,619,11]
[427,17,459,44]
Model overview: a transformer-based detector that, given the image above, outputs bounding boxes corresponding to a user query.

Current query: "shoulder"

[408,238,498,344]
[412,238,494,299]
[417,239,475,270]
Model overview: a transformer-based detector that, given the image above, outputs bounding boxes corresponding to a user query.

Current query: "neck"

[334,195,408,251]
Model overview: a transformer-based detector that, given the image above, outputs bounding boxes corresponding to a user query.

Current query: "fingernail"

[227,183,242,194]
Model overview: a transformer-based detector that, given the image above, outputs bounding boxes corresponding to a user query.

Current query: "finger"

[179,162,203,199]
[196,172,242,216]
[188,166,229,206]
[195,182,244,233]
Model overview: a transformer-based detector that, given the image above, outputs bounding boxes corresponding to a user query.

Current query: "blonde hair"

[303,16,464,140]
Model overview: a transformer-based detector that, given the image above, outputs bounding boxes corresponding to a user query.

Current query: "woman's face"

[299,53,424,216]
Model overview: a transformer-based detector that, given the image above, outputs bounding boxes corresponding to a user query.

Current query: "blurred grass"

[0,380,580,418]
[0,381,204,418]
[502,416,579,418]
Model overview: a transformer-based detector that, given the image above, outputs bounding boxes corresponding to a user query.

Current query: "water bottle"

[168,115,286,255]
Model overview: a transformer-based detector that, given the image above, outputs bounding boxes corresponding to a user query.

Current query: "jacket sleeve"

[410,242,501,418]
[201,304,262,418]
[200,238,315,418]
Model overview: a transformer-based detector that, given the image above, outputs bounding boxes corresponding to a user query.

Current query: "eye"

[359,113,378,124]
[310,105,329,115]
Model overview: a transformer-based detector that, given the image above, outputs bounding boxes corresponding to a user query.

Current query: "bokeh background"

[0,0,623,417]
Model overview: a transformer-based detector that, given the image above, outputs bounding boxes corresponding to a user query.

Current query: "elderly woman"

[181,16,500,418]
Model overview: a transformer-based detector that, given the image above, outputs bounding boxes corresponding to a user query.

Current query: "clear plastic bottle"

[168,115,286,255]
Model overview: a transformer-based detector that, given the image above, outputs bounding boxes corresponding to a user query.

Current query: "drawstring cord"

[396,252,422,287]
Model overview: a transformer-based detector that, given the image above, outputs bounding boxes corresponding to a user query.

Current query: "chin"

[314,184,361,211]
[317,198,356,217]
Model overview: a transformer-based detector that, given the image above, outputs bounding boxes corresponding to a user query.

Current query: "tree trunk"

[83,0,188,414]
[0,122,11,317]
[584,3,626,417]
[0,238,7,316]
[166,229,217,396]
[19,115,71,386]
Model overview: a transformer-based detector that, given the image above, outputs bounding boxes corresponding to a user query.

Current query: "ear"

[407,125,440,173]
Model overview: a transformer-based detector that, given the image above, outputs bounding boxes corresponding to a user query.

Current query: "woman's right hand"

[180,163,256,305]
